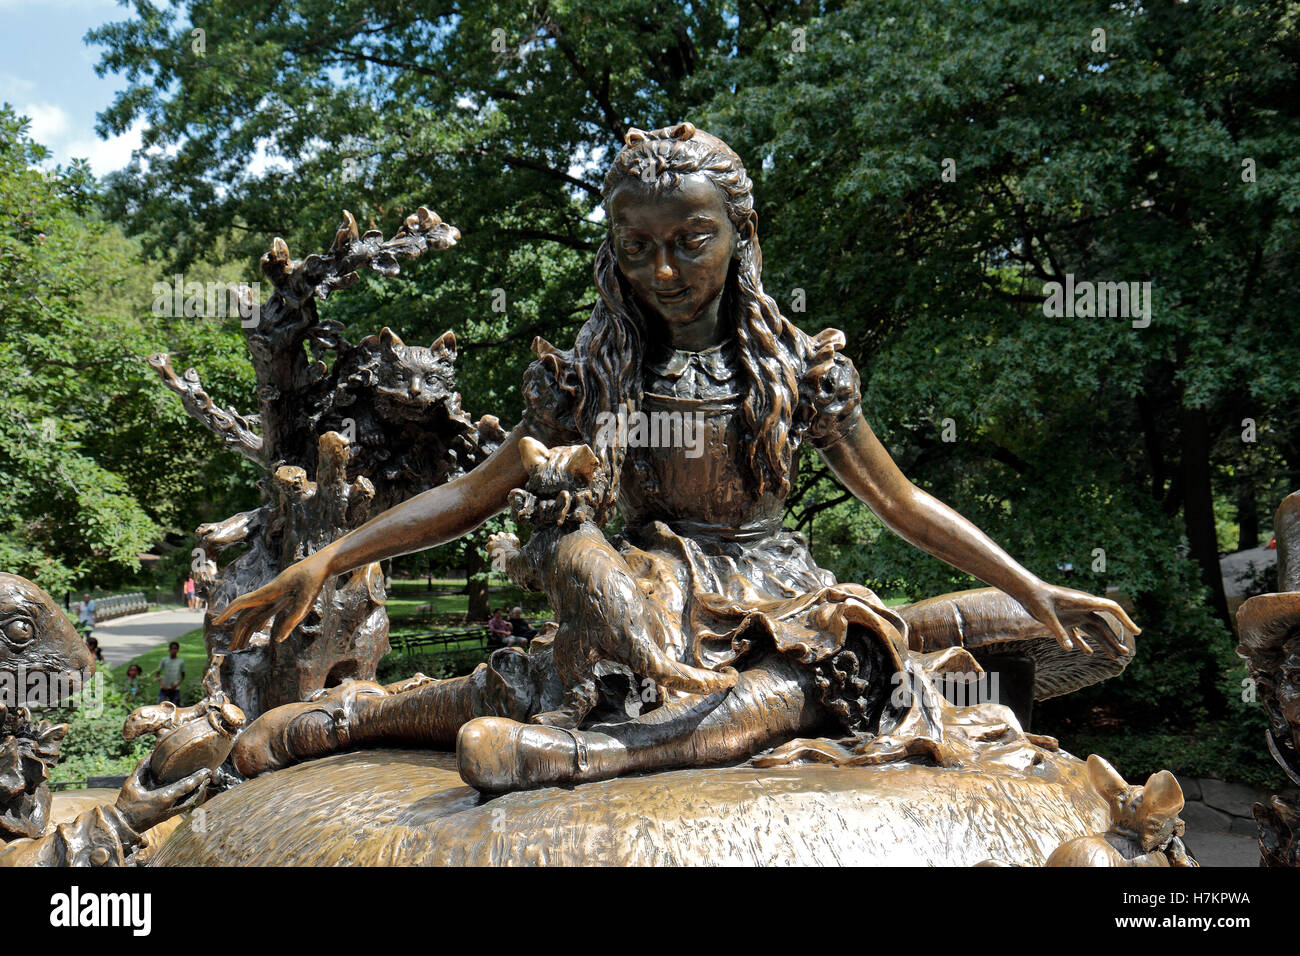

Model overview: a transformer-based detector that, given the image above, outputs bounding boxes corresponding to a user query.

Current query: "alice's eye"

[680,234,711,251]
[620,239,646,256]
[2,618,34,647]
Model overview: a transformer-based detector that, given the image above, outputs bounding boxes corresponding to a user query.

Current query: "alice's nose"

[653,248,677,282]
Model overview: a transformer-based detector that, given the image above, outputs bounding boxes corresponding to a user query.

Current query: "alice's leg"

[457,652,823,792]
[231,670,492,777]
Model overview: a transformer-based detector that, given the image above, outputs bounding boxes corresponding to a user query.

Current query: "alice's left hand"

[1018,583,1140,659]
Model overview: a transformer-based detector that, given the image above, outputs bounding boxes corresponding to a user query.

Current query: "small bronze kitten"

[488,437,737,729]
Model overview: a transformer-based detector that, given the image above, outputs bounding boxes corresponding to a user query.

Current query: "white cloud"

[0,71,38,101]
[63,119,145,175]
[14,99,145,176]
[21,102,71,145]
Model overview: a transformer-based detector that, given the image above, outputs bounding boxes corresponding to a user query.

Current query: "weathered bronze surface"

[488,436,740,730]
[154,747,1108,867]
[46,790,185,865]
[1237,489,1300,865]
[215,124,1139,801]
[153,208,502,719]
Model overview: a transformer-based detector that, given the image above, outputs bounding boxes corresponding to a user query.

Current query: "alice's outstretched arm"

[316,424,529,571]
[216,425,531,647]
[818,411,1138,653]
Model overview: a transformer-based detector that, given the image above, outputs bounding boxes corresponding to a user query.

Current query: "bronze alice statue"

[215,123,1139,792]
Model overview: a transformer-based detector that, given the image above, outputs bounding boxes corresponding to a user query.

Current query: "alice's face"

[608,172,745,328]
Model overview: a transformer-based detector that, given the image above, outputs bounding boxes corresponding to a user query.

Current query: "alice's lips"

[654,286,690,302]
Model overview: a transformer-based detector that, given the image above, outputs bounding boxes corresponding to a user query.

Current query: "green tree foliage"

[0,109,159,592]
[87,0,817,418]
[0,106,260,594]
[703,0,1300,746]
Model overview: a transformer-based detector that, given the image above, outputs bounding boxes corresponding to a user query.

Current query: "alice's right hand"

[211,553,331,650]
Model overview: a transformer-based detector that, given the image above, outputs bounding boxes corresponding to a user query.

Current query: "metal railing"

[91,592,148,622]
[48,776,128,792]
[388,620,541,656]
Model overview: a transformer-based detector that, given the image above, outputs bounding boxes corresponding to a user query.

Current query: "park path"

[91,608,206,666]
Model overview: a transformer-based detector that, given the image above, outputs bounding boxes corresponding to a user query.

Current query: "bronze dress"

[520,327,913,735]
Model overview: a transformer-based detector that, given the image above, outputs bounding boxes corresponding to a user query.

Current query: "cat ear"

[570,445,600,481]
[431,330,456,357]
[1086,754,1129,801]
[379,327,405,354]
[518,436,549,473]
[1140,771,1184,819]
[624,127,650,147]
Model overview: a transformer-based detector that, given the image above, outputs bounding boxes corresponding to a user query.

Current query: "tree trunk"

[465,536,490,622]
[1237,476,1259,552]
[1179,405,1231,629]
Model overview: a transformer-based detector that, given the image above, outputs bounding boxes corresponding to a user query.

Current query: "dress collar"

[647,337,736,381]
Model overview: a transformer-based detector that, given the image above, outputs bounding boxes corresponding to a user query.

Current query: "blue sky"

[3,1,611,196]
[2,0,141,174]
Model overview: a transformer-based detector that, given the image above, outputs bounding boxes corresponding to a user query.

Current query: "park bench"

[389,628,491,656]
[388,620,544,657]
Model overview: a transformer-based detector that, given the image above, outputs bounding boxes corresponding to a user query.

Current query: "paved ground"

[91,608,206,666]
[1184,831,1262,867]
[1178,775,1295,867]
[1220,546,1276,597]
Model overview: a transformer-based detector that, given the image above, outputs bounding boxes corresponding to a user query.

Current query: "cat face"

[520,438,600,492]
[351,328,458,422]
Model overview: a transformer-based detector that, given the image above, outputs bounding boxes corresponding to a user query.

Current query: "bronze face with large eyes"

[0,573,95,705]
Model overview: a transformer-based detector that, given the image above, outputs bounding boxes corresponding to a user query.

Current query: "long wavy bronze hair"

[534,123,809,504]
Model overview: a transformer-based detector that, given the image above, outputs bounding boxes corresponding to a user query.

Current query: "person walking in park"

[183,576,197,610]
[76,593,95,634]
[155,641,186,704]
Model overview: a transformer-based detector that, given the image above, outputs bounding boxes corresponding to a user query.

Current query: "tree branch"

[148,353,265,465]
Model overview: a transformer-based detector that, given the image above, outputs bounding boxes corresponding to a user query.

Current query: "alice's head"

[553,123,807,500]
[603,125,755,330]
